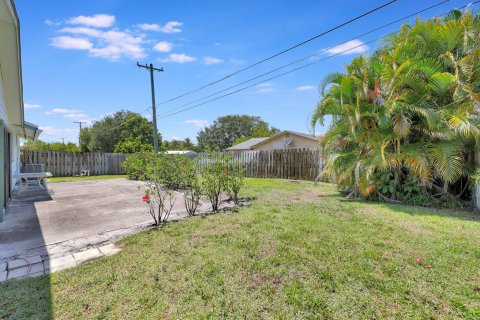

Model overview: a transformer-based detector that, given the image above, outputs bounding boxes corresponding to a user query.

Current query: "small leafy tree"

[123,152,155,180]
[200,151,229,211]
[142,153,177,225]
[223,155,246,205]
[179,156,202,216]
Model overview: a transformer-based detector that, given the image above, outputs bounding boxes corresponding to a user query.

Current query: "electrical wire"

[157,37,381,119]
[156,0,455,117]
[91,0,478,136]
[154,0,399,106]
[156,0,479,120]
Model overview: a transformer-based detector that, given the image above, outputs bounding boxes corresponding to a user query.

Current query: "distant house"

[164,150,197,158]
[227,131,321,152]
[0,0,41,220]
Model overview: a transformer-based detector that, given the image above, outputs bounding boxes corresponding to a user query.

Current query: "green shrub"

[123,152,155,180]
[199,152,231,211]
[129,151,245,219]
[223,157,246,205]
[178,156,202,216]
[142,153,178,225]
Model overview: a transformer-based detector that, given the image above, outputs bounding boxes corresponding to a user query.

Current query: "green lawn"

[1,179,480,319]
[48,174,127,183]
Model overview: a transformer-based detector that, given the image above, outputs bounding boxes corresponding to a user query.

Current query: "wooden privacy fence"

[21,149,325,180]
[21,151,127,176]
[198,149,325,181]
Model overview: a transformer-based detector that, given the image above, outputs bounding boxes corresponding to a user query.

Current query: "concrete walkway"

[0,243,121,282]
[0,178,186,261]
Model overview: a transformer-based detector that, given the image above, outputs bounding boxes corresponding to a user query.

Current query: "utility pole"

[137,62,163,152]
[74,121,87,148]
[60,137,65,144]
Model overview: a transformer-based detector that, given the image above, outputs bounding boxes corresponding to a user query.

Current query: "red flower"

[473,287,479,292]
[142,194,150,202]
[417,258,424,265]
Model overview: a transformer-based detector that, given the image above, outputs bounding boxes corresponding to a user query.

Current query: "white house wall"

[254,134,320,151]
[0,65,21,191]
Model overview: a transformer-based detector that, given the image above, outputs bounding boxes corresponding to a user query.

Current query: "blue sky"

[16,0,473,143]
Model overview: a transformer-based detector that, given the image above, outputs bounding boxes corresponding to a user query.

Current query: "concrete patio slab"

[0,178,186,260]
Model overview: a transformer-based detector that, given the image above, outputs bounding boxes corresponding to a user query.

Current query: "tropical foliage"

[311,10,480,207]
[22,140,79,152]
[124,151,246,222]
[80,111,162,153]
[197,115,279,150]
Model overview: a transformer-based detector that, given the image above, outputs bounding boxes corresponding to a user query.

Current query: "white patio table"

[13,172,52,194]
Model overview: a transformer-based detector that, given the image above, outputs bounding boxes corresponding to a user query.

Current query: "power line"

[155,0,399,106]
[88,0,477,137]
[157,0,453,118]
[156,0,479,120]
[157,38,381,119]
[82,1,398,136]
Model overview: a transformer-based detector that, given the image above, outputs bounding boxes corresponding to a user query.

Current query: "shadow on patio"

[0,186,52,319]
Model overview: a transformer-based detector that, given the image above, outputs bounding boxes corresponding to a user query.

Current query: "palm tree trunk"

[474,148,480,212]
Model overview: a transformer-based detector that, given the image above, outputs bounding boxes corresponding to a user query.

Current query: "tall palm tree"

[312,10,480,205]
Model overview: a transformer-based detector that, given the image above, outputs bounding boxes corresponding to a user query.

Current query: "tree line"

[24,112,279,153]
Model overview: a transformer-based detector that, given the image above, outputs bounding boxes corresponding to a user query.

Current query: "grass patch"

[1,179,480,319]
[48,175,128,183]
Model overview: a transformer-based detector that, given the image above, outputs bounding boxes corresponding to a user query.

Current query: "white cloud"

[24,103,41,109]
[163,53,196,63]
[325,39,368,55]
[63,113,90,120]
[256,82,275,93]
[50,36,93,50]
[184,120,208,128]
[203,56,223,65]
[137,23,161,31]
[153,41,173,52]
[45,108,82,115]
[59,27,102,37]
[88,30,145,60]
[295,85,316,91]
[256,88,275,93]
[138,21,183,33]
[44,19,61,27]
[68,14,115,28]
[54,27,146,61]
[39,126,77,136]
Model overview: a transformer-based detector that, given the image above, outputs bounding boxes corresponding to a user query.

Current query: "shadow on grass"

[0,187,52,319]
[334,195,480,223]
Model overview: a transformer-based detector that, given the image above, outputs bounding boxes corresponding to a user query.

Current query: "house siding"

[0,64,21,220]
[254,134,320,151]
